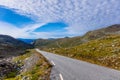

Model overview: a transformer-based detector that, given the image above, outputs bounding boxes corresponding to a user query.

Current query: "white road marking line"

[51,61,55,66]
[59,74,64,80]
[36,49,63,80]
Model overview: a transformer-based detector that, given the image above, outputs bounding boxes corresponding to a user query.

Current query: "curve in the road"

[36,49,120,80]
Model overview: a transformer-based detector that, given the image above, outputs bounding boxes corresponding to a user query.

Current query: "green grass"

[45,34,120,70]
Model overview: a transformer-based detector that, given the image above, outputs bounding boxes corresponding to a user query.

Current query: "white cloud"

[0,21,54,38]
[0,0,120,37]
[0,21,22,37]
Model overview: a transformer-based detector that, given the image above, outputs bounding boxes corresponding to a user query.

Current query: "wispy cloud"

[0,21,67,39]
[0,0,120,38]
[0,21,50,38]
[0,21,21,37]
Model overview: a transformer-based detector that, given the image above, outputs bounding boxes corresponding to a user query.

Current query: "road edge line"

[59,74,64,80]
[51,61,56,66]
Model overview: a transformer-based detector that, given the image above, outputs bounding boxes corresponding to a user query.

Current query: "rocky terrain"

[9,49,51,80]
[0,35,52,80]
[0,60,19,79]
[0,35,33,79]
[0,35,33,58]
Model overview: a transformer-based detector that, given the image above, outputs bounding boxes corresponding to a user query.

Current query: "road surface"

[36,49,120,80]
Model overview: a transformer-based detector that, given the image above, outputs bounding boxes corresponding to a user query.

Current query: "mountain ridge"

[34,24,120,49]
[0,34,33,57]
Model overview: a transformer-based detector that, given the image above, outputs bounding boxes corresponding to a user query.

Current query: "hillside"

[3,49,51,80]
[0,35,33,57]
[35,24,120,70]
[46,34,120,70]
[0,35,51,80]
[34,24,120,49]
[82,24,120,41]
[34,36,82,49]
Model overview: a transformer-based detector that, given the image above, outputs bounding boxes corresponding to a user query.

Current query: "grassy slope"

[34,24,120,49]
[46,34,120,70]
[5,49,52,80]
[34,25,120,70]
[34,36,82,49]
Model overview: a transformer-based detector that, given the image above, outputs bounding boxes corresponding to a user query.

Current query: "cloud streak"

[0,0,120,38]
[0,21,52,38]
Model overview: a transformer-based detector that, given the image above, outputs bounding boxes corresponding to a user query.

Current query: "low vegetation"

[5,49,52,80]
[35,25,120,70]
[45,34,120,70]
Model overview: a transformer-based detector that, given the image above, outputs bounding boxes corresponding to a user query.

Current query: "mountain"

[48,34,120,70]
[82,24,120,41]
[0,35,33,57]
[18,38,35,44]
[33,36,82,49]
[35,24,120,70]
[34,24,120,49]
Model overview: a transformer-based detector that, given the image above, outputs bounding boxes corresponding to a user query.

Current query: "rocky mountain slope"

[0,35,33,57]
[0,35,51,80]
[82,24,120,41]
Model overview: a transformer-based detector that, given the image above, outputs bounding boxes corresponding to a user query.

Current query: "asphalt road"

[36,49,120,80]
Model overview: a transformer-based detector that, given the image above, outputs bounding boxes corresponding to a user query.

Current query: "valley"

[0,24,120,80]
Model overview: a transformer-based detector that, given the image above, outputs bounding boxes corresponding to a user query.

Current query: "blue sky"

[0,0,119,39]
[34,22,68,32]
[0,7,34,27]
